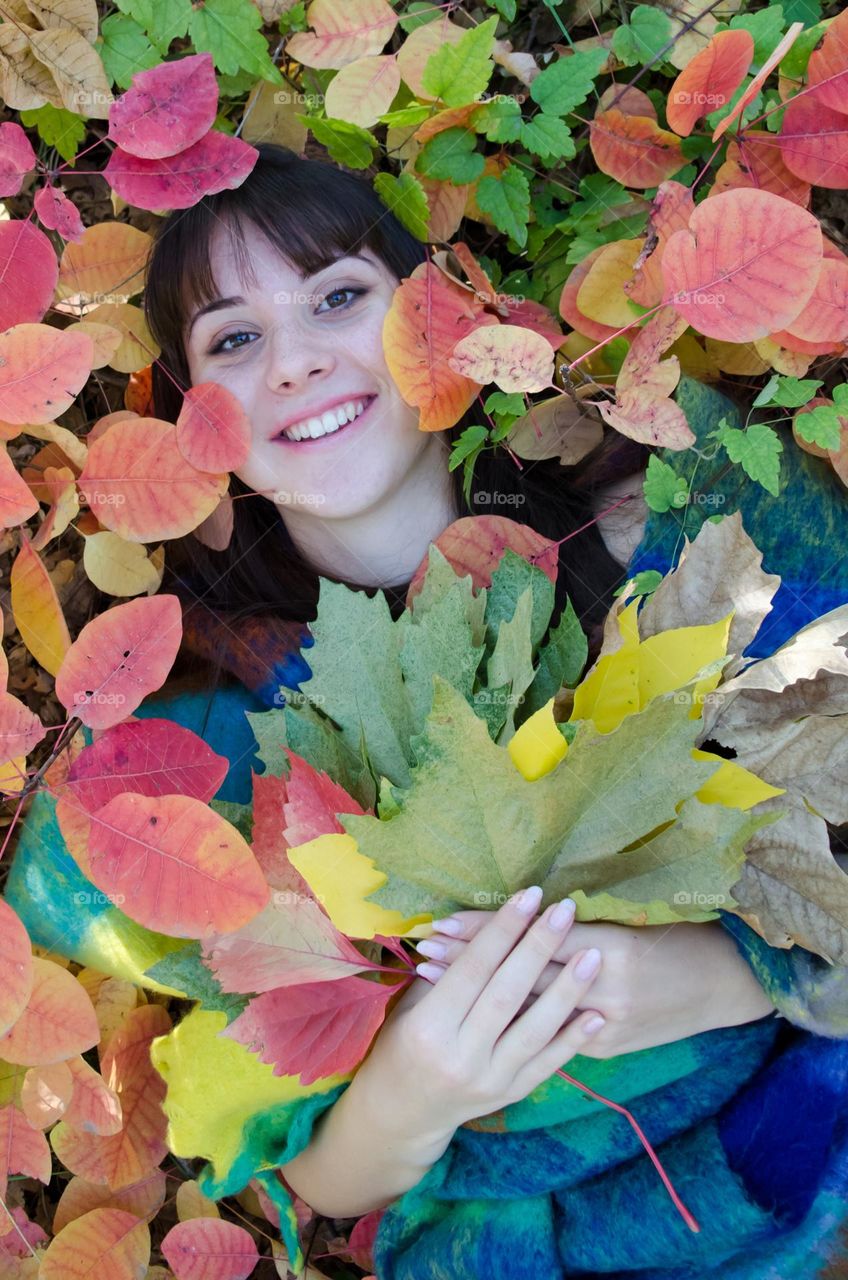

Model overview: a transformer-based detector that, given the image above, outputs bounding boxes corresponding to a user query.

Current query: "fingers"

[460,896,581,1041]
[414,886,547,1023]
[417,938,563,1000]
[495,945,603,1071]
[510,1006,607,1098]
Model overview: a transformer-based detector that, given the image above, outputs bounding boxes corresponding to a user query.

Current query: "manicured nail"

[575,948,601,979]
[584,1014,605,1034]
[548,898,576,931]
[416,962,444,982]
[430,917,463,935]
[416,939,447,960]
[515,885,543,915]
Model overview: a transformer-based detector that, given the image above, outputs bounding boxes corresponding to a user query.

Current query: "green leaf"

[611,5,673,66]
[278,0,308,33]
[614,569,664,598]
[488,0,516,19]
[18,104,86,164]
[716,421,783,496]
[97,13,160,86]
[777,0,820,25]
[643,454,689,513]
[486,588,536,739]
[297,115,378,169]
[523,597,587,716]
[717,6,786,65]
[475,163,531,248]
[752,374,822,409]
[373,171,430,240]
[520,112,575,162]
[530,47,608,116]
[398,1,441,33]
[793,403,842,450]
[397,579,485,733]
[145,942,250,1023]
[209,798,253,843]
[485,390,525,418]
[448,423,489,471]
[779,16,826,79]
[113,0,190,52]
[473,97,523,143]
[485,549,556,655]
[379,103,431,127]
[421,13,498,106]
[416,127,485,183]
[188,0,284,80]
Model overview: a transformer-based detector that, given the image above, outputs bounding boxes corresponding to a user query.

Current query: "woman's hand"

[414,911,777,1058]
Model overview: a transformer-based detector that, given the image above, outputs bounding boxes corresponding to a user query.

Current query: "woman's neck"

[280,435,461,589]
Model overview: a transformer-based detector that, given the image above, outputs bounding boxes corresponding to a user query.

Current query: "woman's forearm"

[279,1065,457,1219]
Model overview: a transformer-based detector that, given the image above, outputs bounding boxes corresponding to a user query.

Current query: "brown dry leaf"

[507,388,604,464]
[27,26,113,119]
[727,795,848,963]
[717,714,848,826]
[24,0,100,44]
[638,511,780,674]
[0,23,65,110]
[239,80,309,152]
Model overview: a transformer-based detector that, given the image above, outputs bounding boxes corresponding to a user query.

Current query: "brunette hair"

[143,143,646,685]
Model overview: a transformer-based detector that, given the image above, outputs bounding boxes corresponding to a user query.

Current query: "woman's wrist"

[709,921,779,1028]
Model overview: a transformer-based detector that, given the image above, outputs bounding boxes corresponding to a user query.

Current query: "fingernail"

[575,948,601,979]
[584,1014,605,1034]
[548,898,576,930]
[416,962,444,981]
[417,939,447,960]
[514,885,543,915]
[430,917,463,935]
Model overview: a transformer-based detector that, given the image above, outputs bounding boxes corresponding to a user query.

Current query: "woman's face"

[183,221,434,521]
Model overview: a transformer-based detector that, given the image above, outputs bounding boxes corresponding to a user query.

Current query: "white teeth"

[282,398,368,441]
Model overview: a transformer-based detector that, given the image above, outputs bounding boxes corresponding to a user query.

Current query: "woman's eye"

[318,286,367,311]
[210,330,255,356]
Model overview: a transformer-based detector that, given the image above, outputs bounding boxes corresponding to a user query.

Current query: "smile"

[274,395,377,444]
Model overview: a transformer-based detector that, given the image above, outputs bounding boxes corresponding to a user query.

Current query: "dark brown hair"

[142,143,646,685]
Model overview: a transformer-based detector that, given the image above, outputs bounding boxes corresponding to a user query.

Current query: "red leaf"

[0,1103,52,1203]
[0,689,45,766]
[282,749,367,846]
[666,30,753,137]
[54,594,183,730]
[0,220,57,328]
[225,975,401,1084]
[0,900,33,1037]
[34,183,86,242]
[778,92,848,189]
[63,718,229,812]
[108,52,219,159]
[0,323,92,425]
[86,791,269,937]
[176,381,252,472]
[103,131,258,212]
[204,894,369,994]
[407,514,558,605]
[0,123,37,197]
[161,1218,259,1280]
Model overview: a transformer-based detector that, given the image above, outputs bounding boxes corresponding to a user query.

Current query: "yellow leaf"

[691,749,785,809]
[287,833,431,938]
[508,697,568,780]
[637,613,732,706]
[570,599,640,732]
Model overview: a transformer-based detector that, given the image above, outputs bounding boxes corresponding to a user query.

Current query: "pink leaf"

[282,749,367,846]
[54,595,183,730]
[0,123,37,197]
[0,447,39,529]
[0,900,33,1037]
[64,718,229,812]
[0,690,45,766]
[161,1218,259,1280]
[108,52,219,159]
[103,131,258,212]
[0,221,58,328]
[0,1103,52,1203]
[225,975,401,1084]
[34,183,86,242]
[176,381,252,472]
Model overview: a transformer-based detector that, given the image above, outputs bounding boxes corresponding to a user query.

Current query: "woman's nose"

[264,324,336,391]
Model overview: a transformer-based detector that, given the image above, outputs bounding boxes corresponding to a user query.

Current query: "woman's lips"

[273,394,378,445]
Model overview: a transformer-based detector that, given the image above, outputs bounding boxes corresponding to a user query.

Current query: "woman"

[8,144,848,1277]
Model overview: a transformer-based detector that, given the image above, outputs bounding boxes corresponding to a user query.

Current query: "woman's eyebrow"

[187,254,375,338]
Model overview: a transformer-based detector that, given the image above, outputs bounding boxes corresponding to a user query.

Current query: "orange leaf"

[85,791,270,937]
[576,238,646,327]
[57,222,151,304]
[589,110,685,189]
[63,1054,123,1136]
[54,593,183,730]
[0,447,39,528]
[51,1006,170,1190]
[616,305,689,398]
[39,1207,150,1280]
[712,22,805,143]
[382,262,499,432]
[53,1169,166,1234]
[287,0,396,69]
[805,7,848,115]
[597,387,695,449]
[624,181,695,309]
[0,957,99,1066]
[559,246,622,344]
[661,188,822,341]
[10,533,72,677]
[21,1061,73,1128]
[779,93,848,189]
[667,29,753,137]
[711,131,811,208]
[77,417,229,541]
[407,515,558,604]
[782,257,848,344]
[0,1103,52,1203]
[324,54,401,128]
[0,324,93,425]
[175,382,251,472]
[0,900,33,1036]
